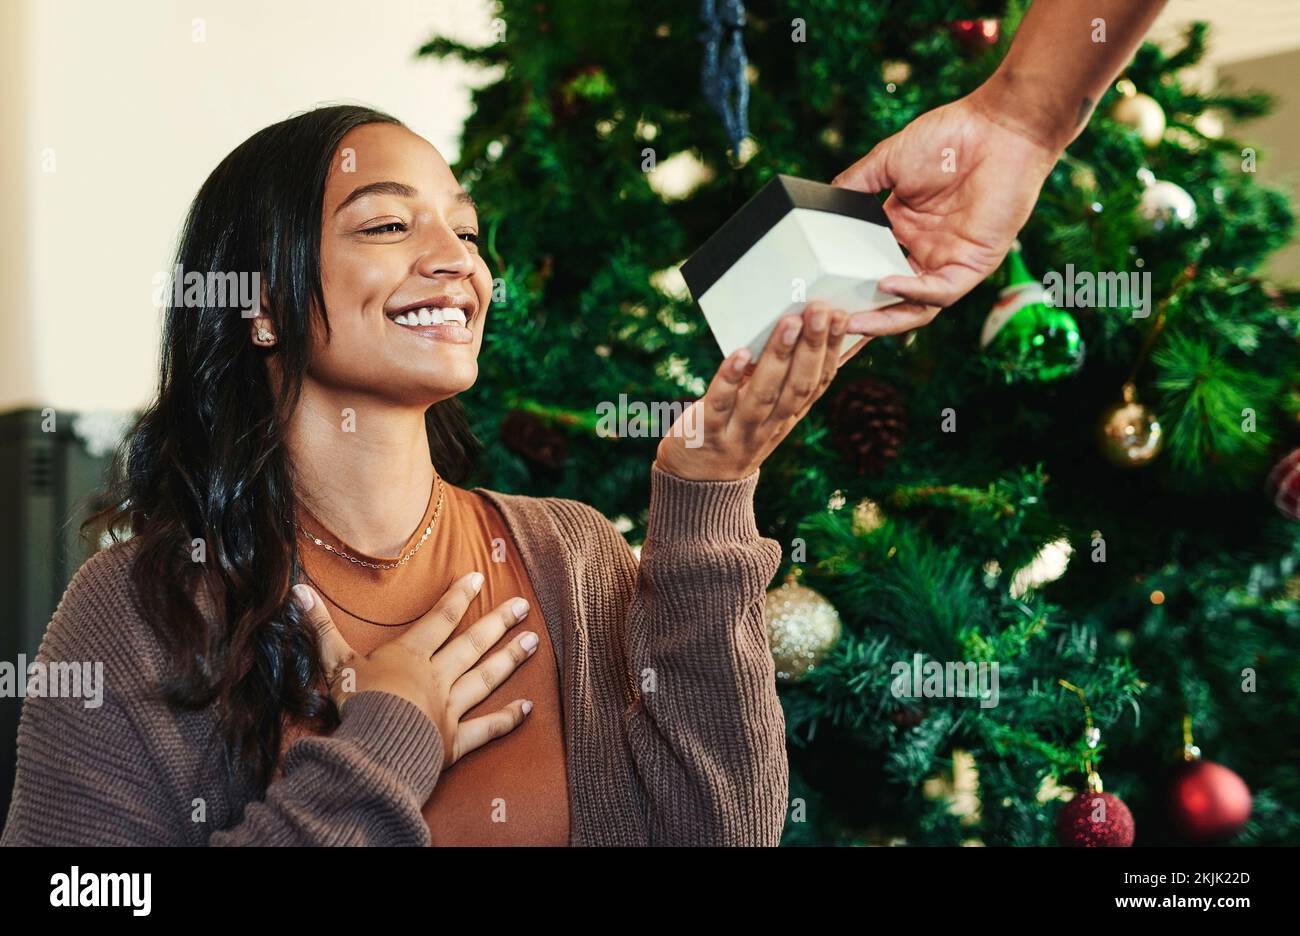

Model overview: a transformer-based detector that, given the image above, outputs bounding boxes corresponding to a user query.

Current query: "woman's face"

[308,122,492,406]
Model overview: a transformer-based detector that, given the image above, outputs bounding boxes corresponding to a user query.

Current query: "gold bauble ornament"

[763,569,842,683]
[1193,110,1224,140]
[1098,382,1163,468]
[922,748,981,827]
[1165,126,1202,151]
[881,59,912,85]
[1111,79,1165,147]
[728,136,759,170]
[1070,163,1098,193]
[1037,773,1072,804]
[852,497,885,535]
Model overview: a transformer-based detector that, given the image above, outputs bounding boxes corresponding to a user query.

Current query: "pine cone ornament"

[500,409,568,469]
[829,376,906,476]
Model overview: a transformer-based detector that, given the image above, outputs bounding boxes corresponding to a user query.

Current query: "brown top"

[2,464,789,846]
[284,470,569,846]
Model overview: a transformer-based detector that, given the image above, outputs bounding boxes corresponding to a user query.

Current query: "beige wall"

[1,0,36,409]
[1219,49,1300,285]
[1152,1,1300,285]
[0,0,494,412]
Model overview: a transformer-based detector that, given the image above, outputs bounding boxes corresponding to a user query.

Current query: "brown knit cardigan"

[1,464,789,846]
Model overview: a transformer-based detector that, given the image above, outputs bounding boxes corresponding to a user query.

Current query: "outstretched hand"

[833,89,1062,333]
[655,302,848,482]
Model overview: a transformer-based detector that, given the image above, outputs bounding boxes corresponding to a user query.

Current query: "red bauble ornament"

[1265,447,1300,519]
[1056,791,1135,847]
[949,18,1000,51]
[1169,759,1252,842]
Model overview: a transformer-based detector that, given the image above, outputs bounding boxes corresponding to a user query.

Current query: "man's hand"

[833,88,1060,322]
[832,0,1168,324]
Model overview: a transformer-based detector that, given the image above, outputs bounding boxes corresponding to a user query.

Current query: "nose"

[412,221,476,280]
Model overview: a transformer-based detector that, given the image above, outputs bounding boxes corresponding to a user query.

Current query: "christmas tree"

[419,1,1300,845]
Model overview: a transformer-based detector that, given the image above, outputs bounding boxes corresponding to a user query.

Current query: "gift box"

[679,174,916,364]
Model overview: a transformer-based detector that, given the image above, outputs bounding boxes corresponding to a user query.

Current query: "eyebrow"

[333,181,479,215]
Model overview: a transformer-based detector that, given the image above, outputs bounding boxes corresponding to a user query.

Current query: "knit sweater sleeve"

[0,546,444,847]
[207,692,442,846]
[619,462,789,845]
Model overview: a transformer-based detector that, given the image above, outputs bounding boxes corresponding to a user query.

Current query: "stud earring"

[257,327,276,344]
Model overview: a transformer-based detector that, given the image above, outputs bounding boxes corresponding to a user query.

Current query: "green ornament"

[980,245,1085,383]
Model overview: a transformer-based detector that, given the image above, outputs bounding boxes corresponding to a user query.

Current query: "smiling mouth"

[385,305,472,328]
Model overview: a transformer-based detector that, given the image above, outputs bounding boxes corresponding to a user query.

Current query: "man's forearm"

[971,0,1169,153]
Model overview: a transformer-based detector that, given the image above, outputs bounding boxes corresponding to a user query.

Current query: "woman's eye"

[360,221,408,236]
[459,231,480,245]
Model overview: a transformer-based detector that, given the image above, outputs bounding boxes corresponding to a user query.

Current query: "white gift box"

[679,174,916,363]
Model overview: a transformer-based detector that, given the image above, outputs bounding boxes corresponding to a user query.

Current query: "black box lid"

[680,174,893,298]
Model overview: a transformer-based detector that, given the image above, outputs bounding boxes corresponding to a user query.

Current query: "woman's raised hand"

[654,301,850,482]
[292,574,537,771]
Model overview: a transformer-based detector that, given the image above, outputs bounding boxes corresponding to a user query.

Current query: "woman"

[1,105,876,846]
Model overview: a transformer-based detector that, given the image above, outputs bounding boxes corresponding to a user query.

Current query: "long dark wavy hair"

[83,104,482,792]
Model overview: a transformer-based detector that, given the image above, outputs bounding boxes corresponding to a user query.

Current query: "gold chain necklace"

[296,473,444,571]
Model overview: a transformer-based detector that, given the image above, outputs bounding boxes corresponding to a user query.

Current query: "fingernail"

[521,631,539,652]
[291,584,315,611]
[468,571,484,591]
[783,319,802,346]
[810,306,829,332]
[732,348,751,373]
[511,597,530,620]
[522,700,534,716]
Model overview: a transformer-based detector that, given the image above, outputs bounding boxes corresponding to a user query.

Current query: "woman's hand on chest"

[292,574,541,770]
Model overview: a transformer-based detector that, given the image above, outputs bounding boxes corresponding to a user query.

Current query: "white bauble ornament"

[1136,168,1196,233]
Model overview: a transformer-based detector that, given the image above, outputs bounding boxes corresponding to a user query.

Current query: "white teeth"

[391,305,469,328]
